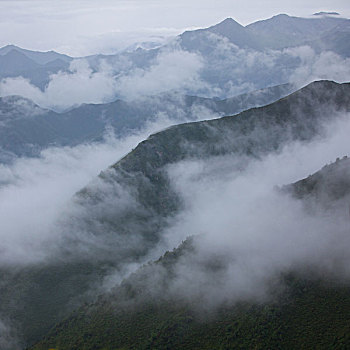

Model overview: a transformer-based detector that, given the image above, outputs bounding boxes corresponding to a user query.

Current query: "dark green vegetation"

[1,81,350,348]
[286,156,350,200]
[30,262,350,350]
[0,83,293,163]
[70,80,350,265]
[31,157,350,350]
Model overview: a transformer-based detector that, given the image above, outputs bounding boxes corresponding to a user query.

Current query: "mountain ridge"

[0,80,349,349]
[0,82,295,162]
[30,156,350,350]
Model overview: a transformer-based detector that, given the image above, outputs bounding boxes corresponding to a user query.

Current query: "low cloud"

[0,60,119,111]
[0,115,174,266]
[0,49,207,110]
[285,46,350,87]
[152,112,350,306]
[114,48,208,100]
[1,39,350,110]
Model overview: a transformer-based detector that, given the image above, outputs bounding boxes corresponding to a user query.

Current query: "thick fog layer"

[151,113,350,305]
[0,117,175,265]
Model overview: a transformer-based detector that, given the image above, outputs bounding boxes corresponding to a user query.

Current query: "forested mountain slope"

[31,157,350,350]
[0,80,349,349]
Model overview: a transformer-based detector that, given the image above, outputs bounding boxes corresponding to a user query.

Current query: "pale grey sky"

[1,0,349,56]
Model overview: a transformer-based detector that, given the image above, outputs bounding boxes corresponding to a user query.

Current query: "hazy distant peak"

[215,17,243,26]
[266,13,298,22]
[313,11,340,16]
[202,16,263,50]
[0,44,72,65]
[271,13,291,18]
[0,44,20,51]
[208,17,245,33]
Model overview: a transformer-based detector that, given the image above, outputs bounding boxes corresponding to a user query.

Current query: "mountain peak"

[269,13,294,21]
[1,44,19,49]
[0,44,23,55]
[219,17,239,24]
[213,17,244,29]
[273,13,290,18]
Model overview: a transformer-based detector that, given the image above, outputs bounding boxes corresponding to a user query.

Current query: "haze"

[1,0,349,55]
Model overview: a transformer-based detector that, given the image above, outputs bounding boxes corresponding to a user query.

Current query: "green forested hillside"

[1,81,350,349]
[30,277,350,350]
[31,157,350,350]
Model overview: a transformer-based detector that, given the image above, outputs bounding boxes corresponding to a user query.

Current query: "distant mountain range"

[0,83,294,163]
[0,80,349,348]
[0,45,72,65]
[246,13,350,51]
[0,47,70,89]
[180,13,350,52]
[0,14,349,100]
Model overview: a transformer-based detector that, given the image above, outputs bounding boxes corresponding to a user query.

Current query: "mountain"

[180,17,263,52]
[283,155,350,211]
[180,14,350,53]
[311,21,350,56]
[0,44,72,65]
[0,83,294,163]
[246,13,350,50]
[30,157,350,350]
[0,50,40,75]
[1,14,349,101]
[0,80,349,348]
[0,47,70,89]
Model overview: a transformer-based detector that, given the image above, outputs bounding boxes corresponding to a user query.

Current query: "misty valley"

[0,10,350,350]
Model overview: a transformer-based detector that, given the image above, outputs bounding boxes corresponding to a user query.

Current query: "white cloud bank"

[0,49,207,110]
[0,116,175,265]
[1,42,350,110]
[155,113,350,305]
[286,46,350,87]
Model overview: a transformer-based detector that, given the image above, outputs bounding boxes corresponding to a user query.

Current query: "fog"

[1,42,350,110]
[2,0,350,55]
[1,108,349,347]
[0,15,349,350]
[115,112,350,307]
[286,46,350,87]
[0,116,175,266]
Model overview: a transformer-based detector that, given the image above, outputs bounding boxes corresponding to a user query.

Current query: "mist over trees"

[0,11,349,350]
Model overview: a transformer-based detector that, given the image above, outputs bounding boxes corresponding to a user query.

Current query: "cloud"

[151,112,350,306]
[0,49,208,110]
[0,59,119,110]
[114,48,208,100]
[285,46,350,87]
[0,115,175,266]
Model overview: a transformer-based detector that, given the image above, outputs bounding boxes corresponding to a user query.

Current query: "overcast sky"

[1,0,349,56]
